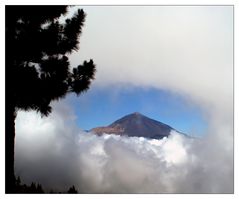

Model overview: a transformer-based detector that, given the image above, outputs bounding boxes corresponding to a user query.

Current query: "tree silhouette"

[67,185,78,193]
[5,6,96,193]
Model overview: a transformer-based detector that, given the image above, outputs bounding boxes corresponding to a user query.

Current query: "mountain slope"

[91,112,176,139]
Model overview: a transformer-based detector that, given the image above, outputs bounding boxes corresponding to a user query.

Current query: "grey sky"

[70,6,233,114]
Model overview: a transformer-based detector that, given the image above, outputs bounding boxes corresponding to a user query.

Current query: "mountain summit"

[91,112,176,139]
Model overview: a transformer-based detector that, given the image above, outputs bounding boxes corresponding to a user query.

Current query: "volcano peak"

[91,112,176,139]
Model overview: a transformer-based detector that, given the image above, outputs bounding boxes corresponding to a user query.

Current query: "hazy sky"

[68,6,233,135]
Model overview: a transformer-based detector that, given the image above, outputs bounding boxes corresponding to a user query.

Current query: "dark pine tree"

[5,6,96,193]
[36,183,44,193]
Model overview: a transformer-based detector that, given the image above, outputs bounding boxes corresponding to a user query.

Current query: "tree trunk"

[5,104,16,193]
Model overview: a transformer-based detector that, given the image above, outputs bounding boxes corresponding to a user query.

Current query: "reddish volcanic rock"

[90,112,177,139]
[91,124,124,135]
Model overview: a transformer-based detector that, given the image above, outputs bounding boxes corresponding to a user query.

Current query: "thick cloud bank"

[15,102,233,193]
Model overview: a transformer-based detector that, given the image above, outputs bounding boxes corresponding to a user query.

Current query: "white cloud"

[15,101,233,193]
[70,6,233,116]
[69,7,233,192]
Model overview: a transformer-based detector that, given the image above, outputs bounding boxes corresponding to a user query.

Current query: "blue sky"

[68,86,207,136]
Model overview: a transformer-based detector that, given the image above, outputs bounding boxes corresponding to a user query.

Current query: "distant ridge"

[91,112,178,139]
